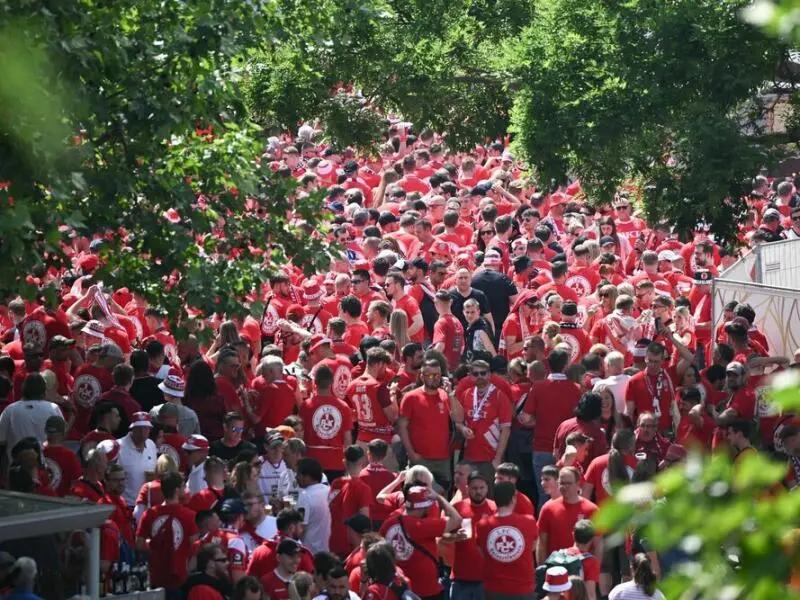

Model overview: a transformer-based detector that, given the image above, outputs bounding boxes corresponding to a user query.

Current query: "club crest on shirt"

[152,515,184,550]
[560,334,581,362]
[565,275,591,297]
[385,524,414,561]
[44,457,61,491]
[312,405,343,440]
[74,374,102,409]
[486,526,524,563]
[22,319,47,351]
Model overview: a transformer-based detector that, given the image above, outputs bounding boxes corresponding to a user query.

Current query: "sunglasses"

[472,371,488,377]
[231,426,245,433]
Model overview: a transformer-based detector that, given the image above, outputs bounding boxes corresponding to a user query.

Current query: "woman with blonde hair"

[390,309,410,352]
[133,453,179,523]
[231,460,260,496]
[288,571,314,600]
[205,319,241,364]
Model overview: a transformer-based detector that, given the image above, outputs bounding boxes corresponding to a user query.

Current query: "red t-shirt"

[676,412,715,450]
[346,374,393,442]
[136,503,199,588]
[246,535,315,578]
[187,585,225,600]
[451,499,497,582]
[565,545,600,585]
[457,387,512,462]
[344,320,371,349]
[186,486,225,513]
[399,388,451,460]
[19,307,71,351]
[537,497,598,555]
[328,477,372,557]
[394,295,425,344]
[70,364,114,438]
[625,369,676,431]
[358,463,396,524]
[476,513,539,594]
[524,376,582,452]
[43,443,82,497]
[259,569,292,600]
[583,453,637,505]
[513,491,535,517]
[252,378,297,429]
[69,478,106,503]
[433,314,465,370]
[102,492,135,547]
[299,394,354,471]
[380,513,447,597]
[312,356,353,401]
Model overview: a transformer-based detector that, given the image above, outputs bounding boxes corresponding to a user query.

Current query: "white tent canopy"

[712,238,800,359]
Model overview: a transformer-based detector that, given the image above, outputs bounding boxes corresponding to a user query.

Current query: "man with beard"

[711,361,756,451]
[398,359,465,492]
[259,539,303,599]
[262,273,296,341]
[625,342,678,434]
[396,343,423,391]
[183,543,232,600]
[450,471,497,600]
[247,509,314,578]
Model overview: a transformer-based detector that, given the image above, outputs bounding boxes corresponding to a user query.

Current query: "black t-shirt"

[449,287,492,331]
[471,270,518,334]
[209,439,258,464]
[129,376,164,412]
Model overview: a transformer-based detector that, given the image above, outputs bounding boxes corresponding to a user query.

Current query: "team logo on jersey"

[158,443,180,466]
[333,366,351,399]
[561,333,581,362]
[300,314,324,334]
[22,319,47,351]
[755,387,777,418]
[73,374,102,409]
[385,524,413,561]
[261,304,280,335]
[44,457,61,491]
[601,465,635,494]
[312,405,343,440]
[565,275,592,297]
[152,515,185,550]
[486,526,525,563]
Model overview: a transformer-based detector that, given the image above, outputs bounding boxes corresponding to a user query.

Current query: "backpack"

[534,549,589,599]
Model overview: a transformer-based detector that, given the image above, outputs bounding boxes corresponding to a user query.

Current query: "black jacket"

[182,572,231,600]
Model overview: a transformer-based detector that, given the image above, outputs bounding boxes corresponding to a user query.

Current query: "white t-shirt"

[0,399,63,458]
[609,581,665,600]
[312,593,360,600]
[186,462,207,495]
[279,468,328,500]
[597,374,631,414]
[117,434,158,506]
[298,482,331,554]
[259,458,288,501]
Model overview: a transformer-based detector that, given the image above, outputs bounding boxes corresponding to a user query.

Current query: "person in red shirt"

[398,359,465,492]
[12,343,46,402]
[136,472,199,593]
[431,290,465,371]
[262,273,295,341]
[624,342,678,433]
[552,393,609,470]
[46,335,75,396]
[252,355,298,430]
[358,439,397,529]
[102,463,136,550]
[299,365,354,480]
[450,471,497,597]
[43,416,81,497]
[187,457,227,513]
[339,295,371,348]
[457,360,512,488]
[499,293,538,361]
[259,538,303,599]
[68,448,107,503]
[307,335,353,402]
[675,386,714,450]
[564,519,601,600]
[581,429,637,508]
[19,302,71,353]
[70,342,120,439]
[476,480,538,598]
[384,273,426,344]
[558,302,592,364]
[379,486,463,599]
[346,348,396,460]
[520,348,582,511]
[99,363,142,430]
[494,462,535,516]
[536,467,600,563]
[183,543,232,600]
[246,508,314,579]
[328,446,372,558]
[634,412,671,464]
[194,498,250,584]
[711,361,757,451]
[565,244,601,298]
[361,540,412,600]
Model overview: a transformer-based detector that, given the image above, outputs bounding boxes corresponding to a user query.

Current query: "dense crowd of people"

[1,122,800,600]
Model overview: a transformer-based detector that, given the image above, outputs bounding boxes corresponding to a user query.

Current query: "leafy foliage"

[596,379,800,600]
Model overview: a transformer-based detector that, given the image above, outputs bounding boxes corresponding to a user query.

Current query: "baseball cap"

[276,538,302,556]
[343,160,358,174]
[49,335,76,350]
[726,361,747,375]
[99,343,123,359]
[404,486,435,510]
[599,236,616,247]
[263,430,285,449]
[467,470,489,484]
[45,415,66,434]
[763,207,781,221]
[631,339,651,358]
[218,498,247,515]
[182,434,210,452]
[345,513,372,535]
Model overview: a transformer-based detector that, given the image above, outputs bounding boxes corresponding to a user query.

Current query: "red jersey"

[261,293,293,338]
[380,513,447,597]
[328,477,372,557]
[399,388,451,460]
[564,266,601,298]
[252,378,297,429]
[513,491,535,517]
[186,486,225,513]
[196,527,249,578]
[498,313,530,361]
[583,452,637,505]
[19,307,71,352]
[537,497,597,555]
[299,393,354,471]
[625,369,676,431]
[312,356,353,401]
[69,478,106,503]
[358,463,396,524]
[246,535,314,578]
[393,295,425,344]
[70,364,114,438]
[102,492,135,547]
[136,503,199,588]
[158,432,188,474]
[432,314,465,370]
[523,375,582,452]
[552,418,609,469]
[557,323,592,364]
[676,412,715,450]
[43,443,82,497]
[712,388,757,449]
[457,386,512,462]
[343,320,371,349]
[346,374,393,443]
[451,499,497,582]
[259,569,292,600]
[476,513,539,595]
